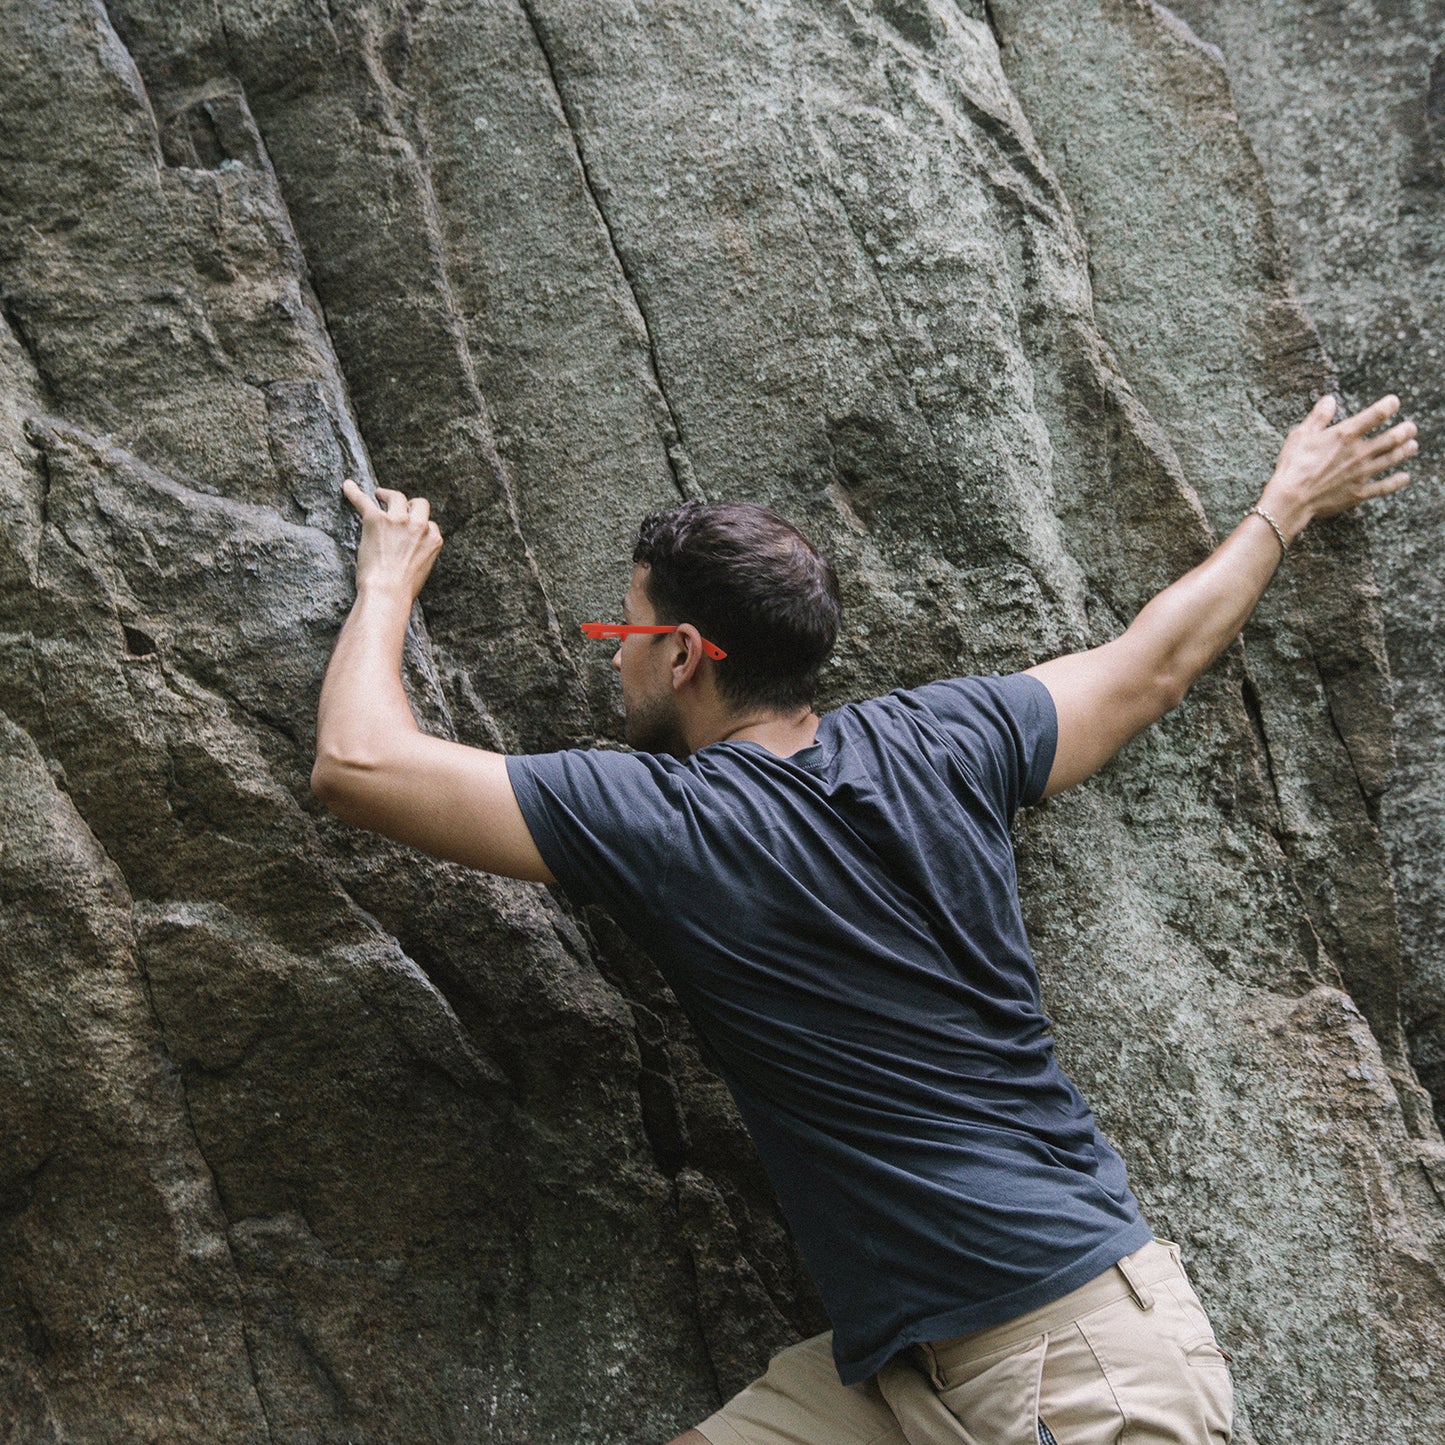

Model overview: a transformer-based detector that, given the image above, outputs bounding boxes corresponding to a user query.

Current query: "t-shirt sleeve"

[905,672,1058,815]
[505,747,684,913]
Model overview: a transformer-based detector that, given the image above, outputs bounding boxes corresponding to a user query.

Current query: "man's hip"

[693,1238,1233,1445]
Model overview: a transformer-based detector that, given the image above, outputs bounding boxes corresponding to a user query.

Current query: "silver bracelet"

[1245,505,1289,559]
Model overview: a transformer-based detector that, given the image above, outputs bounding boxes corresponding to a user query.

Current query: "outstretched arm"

[1026,393,1418,800]
[310,481,554,882]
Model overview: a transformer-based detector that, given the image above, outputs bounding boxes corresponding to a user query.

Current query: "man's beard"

[623,691,689,758]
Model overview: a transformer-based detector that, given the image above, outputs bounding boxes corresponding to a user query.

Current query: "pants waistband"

[916,1238,1185,1380]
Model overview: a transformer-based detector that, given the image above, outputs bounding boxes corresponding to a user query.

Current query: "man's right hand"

[341,479,445,605]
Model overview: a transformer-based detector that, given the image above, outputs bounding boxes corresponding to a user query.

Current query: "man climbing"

[311,393,1416,1444]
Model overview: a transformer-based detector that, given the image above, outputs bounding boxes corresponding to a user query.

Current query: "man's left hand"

[1259,393,1417,541]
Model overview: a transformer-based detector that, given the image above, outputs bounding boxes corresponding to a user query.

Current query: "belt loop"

[1116,1252,1155,1311]
[915,1339,946,1390]
[1031,1331,1050,1420]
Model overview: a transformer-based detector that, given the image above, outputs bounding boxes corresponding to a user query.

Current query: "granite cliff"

[0,2,1441,1440]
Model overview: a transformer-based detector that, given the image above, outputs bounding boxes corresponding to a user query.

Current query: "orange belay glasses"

[579,622,728,660]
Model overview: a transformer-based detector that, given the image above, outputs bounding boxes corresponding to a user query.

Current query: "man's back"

[507,671,1148,1383]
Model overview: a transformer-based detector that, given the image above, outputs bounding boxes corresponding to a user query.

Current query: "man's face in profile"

[613,564,689,757]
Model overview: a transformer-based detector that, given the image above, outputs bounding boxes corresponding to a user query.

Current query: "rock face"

[0,2,1440,1441]
[1168,0,1445,1203]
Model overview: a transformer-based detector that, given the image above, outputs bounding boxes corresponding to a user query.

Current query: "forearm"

[1121,393,1417,705]
[313,581,419,780]
[1125,499,1299,701]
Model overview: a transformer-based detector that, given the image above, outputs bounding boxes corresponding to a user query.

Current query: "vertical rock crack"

[982,0,1006,51]
[1308,649,1381,827]
[204,4,592,708]
[1239,665,1286,836]
[515,0,700,503]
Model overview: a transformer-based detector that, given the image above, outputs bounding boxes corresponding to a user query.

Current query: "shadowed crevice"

[1239,665,1285,836]
[981,0,1006,50]
[1309,648,1382,828]
[0,295,50,405]
[93,0,166,164]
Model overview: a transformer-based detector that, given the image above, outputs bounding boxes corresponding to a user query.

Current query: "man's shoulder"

[836,673,1056,809]
[843,673,1024,723]
[881,672,1053,728]
[506,741,689,790]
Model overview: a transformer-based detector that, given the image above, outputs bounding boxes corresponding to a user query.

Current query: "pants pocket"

[1076,1286,1233,1442]
[930,1332,1050,1445]
[877,1332,1050,1445]
[1162,1278,1233,1367]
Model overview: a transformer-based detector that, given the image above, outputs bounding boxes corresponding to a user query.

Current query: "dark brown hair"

[633,501,840,712]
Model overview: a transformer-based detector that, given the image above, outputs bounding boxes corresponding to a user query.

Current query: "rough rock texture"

[1166,0,1445,1167]
[0,2,1440,1441]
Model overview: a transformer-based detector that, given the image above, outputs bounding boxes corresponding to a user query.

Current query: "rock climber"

[311,392,1416,1444]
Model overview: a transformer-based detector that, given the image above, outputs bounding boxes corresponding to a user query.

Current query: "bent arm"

[310,483,554,883]
[1027,393,1417,800]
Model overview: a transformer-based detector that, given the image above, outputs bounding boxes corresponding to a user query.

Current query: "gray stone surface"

[1168,0,1445,1162]
[0,1,1441,1440]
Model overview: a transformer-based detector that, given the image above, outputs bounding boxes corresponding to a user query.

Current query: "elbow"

[310,754,341,809]
[1157,670,1190,716]
[310,747,376,821]
[1153,662,1194,719]
[1146,636,1200,719]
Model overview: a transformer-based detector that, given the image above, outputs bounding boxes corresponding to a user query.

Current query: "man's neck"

[692,705,822,759]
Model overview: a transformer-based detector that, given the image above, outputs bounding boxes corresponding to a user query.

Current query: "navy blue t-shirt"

[506,672,1149,1384]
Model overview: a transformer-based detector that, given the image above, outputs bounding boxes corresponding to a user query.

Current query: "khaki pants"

[696,1239,1233,1445]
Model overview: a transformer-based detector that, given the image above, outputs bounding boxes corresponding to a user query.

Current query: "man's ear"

[669,624,709,690]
